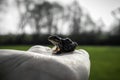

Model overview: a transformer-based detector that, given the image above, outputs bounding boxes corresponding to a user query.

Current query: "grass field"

[0,45,120,80]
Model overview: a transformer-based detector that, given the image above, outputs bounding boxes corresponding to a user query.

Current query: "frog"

[48,35,78,55]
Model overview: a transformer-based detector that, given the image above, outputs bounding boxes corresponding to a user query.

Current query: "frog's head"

[48,35,62,46]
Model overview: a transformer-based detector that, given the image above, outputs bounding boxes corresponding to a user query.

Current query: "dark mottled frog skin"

[48,35,78,55]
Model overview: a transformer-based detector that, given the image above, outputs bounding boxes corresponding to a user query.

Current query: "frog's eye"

[54,39,59,42]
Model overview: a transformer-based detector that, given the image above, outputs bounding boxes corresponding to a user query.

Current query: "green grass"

[77,46,120,80]
[0,45,120,80]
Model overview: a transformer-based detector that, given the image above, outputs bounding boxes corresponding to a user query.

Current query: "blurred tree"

[16,0,63,35]
[81,13,96,33]
[112,7,120,36]
[61,0,83,35]
[60,0,96,35]
[68,1,82,35]
[16,0,34,33]
[105,7,120,45]
[0,0,8,12]
[15,0,100,36]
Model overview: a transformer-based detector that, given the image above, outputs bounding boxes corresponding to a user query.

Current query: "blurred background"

[0,0,120,45]
[0,0,120,80]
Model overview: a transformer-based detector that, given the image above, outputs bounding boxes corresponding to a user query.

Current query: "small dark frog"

[48,35,78,55]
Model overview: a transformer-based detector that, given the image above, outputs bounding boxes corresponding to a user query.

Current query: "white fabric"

[0,45,90,80]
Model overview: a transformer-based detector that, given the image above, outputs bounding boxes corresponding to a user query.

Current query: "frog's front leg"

[52,46,61,55]
[55,50,62,55]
